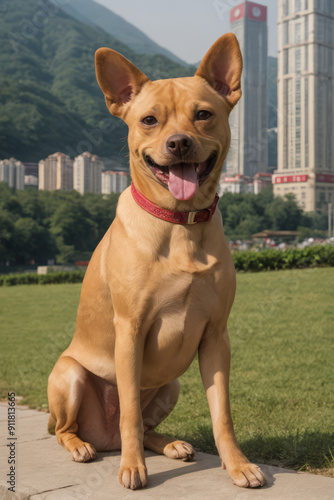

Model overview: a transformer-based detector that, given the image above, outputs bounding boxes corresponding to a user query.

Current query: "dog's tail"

[47,414,56,435]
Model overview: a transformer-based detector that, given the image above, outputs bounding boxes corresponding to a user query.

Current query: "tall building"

[73,152,103,195]
[101,171,129,195]
[38,152,73,191]
[0,158,25,190]
[274,0,334,212]
[226,1,268,177]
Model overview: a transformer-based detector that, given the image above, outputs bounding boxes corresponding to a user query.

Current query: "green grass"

[1,268,333,475]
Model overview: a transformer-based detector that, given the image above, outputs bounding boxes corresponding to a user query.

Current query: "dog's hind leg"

[142,380,195,460]
[47,356,97,462]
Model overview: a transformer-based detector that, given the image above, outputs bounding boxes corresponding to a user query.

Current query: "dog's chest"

[141,258,228,387]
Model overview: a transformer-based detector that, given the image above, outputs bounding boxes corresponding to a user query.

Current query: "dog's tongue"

[168,163,199,200]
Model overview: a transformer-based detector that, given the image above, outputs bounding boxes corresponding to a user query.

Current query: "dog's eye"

[141,116,158,126]
[196,110,213,121]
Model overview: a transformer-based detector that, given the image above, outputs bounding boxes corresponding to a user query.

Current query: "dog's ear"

[195,33,243,108]
[95,48,150,117]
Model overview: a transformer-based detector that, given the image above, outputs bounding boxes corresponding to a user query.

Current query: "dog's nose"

[166,134,193,157]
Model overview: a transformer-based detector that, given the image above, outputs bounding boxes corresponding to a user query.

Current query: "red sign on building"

[230,2,267,23]
[316,173,334,183]
[274,175,308,184]
[247,2,267,21]
[230,3,245,23]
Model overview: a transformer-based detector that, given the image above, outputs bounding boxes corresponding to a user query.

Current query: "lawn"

[1,268,333,475]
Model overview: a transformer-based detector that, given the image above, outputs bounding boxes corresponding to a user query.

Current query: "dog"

[47,33,266,490]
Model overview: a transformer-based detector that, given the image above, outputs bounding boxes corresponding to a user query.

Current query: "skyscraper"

[73,152,103,195]
[226,1,268,177]
[274,0,334,212]
[0,158,25,190]
[38,152,73,191]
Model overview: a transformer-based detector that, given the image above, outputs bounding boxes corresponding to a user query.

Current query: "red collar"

[131,183,219,225]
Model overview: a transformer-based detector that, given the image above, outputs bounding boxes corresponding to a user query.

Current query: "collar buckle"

[187,211,198,224]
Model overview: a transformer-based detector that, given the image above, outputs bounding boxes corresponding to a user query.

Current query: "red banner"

[247,2,267,21]
[230,3,245,23]
[316,174,334,183]
[274,175,308,184]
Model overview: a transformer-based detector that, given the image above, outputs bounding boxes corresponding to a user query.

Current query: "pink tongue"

[168,163,199,200]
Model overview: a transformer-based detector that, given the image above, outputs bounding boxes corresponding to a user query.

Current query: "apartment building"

[274,0,334,212]
[101,171,129,195]
[73,152,103,195]
[38,152,73,191]
[0,158,25,190]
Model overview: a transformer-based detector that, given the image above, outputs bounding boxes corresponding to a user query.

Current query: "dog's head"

[95,34,242,209]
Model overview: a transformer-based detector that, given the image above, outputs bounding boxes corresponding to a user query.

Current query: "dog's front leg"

[198,328,266,488]
[114,317,148,490]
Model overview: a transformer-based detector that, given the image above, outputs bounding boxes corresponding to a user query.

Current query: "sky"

[95,0,278,64]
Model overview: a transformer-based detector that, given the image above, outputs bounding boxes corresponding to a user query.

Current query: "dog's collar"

[131,183,219,225]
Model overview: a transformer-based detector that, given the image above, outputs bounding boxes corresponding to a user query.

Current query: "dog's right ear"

[95,48,150,118]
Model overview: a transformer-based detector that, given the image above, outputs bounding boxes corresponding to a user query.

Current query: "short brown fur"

[48,33,266,490]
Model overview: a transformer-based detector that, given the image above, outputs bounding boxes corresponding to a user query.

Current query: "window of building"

[295,0,301,12]
[304,44,308,71]
[295,79,301,168]
[295,48,301,72]
[305,0,308,9]
[295,22,301,43]
[283,49,289,74]
[304,77,309,168]
[283,22,289,45]
[289,48,295,73]
[284,0,289,16]
[304,15,308,42]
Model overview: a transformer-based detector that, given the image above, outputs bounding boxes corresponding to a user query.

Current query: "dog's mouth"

[144,152,217,200]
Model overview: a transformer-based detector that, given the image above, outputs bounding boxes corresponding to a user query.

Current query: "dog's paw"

[229,463,266,488]
[163,440,196,461]
[118,463,148,490]
[71,441,97,463]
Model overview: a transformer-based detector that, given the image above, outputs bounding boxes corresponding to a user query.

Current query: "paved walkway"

[0,403,333,499]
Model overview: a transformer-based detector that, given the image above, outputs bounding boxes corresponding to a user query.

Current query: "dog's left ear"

[95,48,150,118]
[195,33,243,108]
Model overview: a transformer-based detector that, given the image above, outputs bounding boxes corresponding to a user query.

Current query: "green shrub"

[232,245,334,272]
[0,270,85,286]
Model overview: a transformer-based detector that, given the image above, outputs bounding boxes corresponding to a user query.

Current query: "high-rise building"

[226,1,268,177]
[0,158,25,190]
[73,152,103,195]
[101,171,129,195]
[274,0,334,212]
[38,152,73,191]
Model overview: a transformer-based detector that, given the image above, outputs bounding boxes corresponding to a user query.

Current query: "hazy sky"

[95,0,278,64]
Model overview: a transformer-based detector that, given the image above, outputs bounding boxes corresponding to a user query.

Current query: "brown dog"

[47,33,266,490]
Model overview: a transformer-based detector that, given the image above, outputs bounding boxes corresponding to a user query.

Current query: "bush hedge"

[0,246,333,285]
[0,271,86,287]
[232,245,334,272]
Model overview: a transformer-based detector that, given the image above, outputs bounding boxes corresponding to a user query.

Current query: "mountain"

[51,0,189,67]
[0,0,195,163]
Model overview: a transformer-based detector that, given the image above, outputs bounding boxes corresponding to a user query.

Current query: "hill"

[0,0,195,163]
[51,0,189,67]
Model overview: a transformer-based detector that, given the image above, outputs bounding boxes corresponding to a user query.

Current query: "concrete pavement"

[0,403,333,499]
